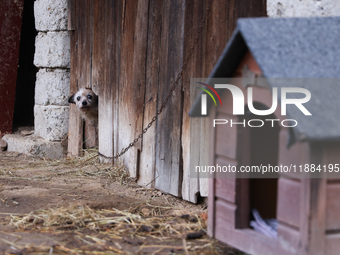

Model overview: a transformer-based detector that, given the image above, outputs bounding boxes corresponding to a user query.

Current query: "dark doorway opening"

[12,0,37,130]
[236,102,280,228]
[248,115,279,220]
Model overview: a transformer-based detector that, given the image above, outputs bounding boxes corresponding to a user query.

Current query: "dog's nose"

[82,101,87,106]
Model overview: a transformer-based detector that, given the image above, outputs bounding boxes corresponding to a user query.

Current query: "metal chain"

[99,2,211,160]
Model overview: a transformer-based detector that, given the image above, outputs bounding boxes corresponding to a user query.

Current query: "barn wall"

[68,0,267,201]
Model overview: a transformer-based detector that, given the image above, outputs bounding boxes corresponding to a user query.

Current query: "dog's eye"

[87,95,92,100]
[76,96,81,101]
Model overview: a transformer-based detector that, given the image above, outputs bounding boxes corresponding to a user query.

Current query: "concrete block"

[34,0,68,31]
[0,138,7,151]
[3,134,66,159]
[268,0,340,17]
[34,31,70,68]
[34,105,69,141]
[35,68,70,106]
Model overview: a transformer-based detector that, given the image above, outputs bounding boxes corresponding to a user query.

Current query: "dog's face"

[68,88,98,111]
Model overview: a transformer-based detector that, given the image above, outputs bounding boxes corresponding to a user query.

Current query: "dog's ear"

[68,94,76,104]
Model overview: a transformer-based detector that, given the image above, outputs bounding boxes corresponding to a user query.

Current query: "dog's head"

[68,88,98,110]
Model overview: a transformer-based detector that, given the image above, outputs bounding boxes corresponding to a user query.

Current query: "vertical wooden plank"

[67,0,75,31]
[202,0,229,77]
[227,0,267,41]
[214,166,237,202]
[208,177,216,237]
[98,0,119,163]
[92,0,106,95]
[183,0,230,202]
[237,0,267,19]
[199,94,218,199]
[326,182,340,230]
[132,0,148,148]
[67,104,83,156]
[308,144,326,254]
[128,0,149,178]
[181,0,204,202]
[67,0,83,156]
[92,0,105,96]
[77,0,92,90]
[116,0,138,173]
[198,115,213,197]
[154,0,185,197]
[277,178,301,227]
[294,141,312,254]
[300,178,311,255]
[0,0,24,133]
[138,0,163,187]
[300,178,327,255]
[300,143,326,255]
[113,1,122,163]
[90,0,105,151]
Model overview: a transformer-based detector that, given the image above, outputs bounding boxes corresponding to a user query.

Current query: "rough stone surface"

[35,68,70,106]
[34,0,68,31]
[34,105,69,141]
[34,31,70,68]
[2,134,66,159]
[268,0,340,17]
[21,130,35,136]
[0,138,7,151]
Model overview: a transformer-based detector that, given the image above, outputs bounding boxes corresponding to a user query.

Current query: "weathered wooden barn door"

[67,0,266,202]
[0,0,24,134]
[182,0,267,202]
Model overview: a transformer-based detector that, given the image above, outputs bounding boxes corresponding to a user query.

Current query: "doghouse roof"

[190,17,340,143]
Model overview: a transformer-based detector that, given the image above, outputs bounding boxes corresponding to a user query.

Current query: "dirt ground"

[0,151,240,255]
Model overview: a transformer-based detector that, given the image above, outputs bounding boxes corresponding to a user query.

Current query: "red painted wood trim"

[0,0,24,133]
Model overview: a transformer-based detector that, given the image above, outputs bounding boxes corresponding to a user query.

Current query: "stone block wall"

[268,0,340,17]
[33,0,70,141]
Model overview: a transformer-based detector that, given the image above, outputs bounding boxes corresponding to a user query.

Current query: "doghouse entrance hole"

[12,1,37,130]
[236,103,279,228]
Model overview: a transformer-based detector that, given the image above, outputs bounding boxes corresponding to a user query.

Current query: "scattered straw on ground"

[2,205,235,254]
[0,149,130,184]
[0,150,238,254]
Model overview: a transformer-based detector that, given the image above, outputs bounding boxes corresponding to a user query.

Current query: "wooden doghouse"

[190,17,340,255]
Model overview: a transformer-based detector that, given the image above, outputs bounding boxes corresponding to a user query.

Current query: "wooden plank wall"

[67,0,266,202]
